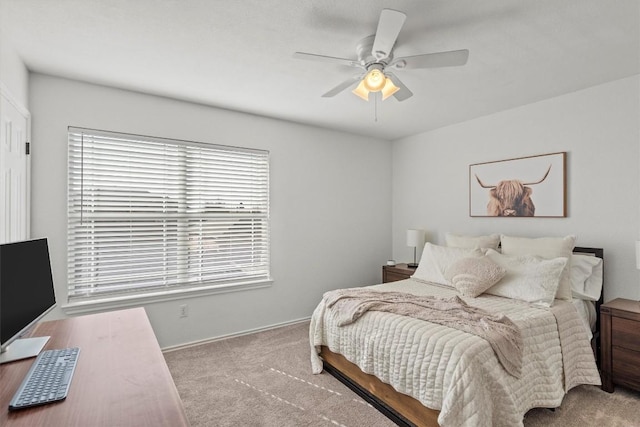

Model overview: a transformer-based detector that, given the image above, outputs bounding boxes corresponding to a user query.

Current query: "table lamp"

[406,229,425,268]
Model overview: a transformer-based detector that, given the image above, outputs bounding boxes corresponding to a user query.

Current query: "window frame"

[64,127,271,313]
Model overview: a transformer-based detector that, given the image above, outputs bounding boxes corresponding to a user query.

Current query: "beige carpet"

[524,383,640,427]
[164,321,640,427]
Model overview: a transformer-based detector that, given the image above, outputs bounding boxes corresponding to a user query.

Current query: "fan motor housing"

[356,35,393,66]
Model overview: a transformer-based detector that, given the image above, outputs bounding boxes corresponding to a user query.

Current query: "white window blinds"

[67,127,270,300]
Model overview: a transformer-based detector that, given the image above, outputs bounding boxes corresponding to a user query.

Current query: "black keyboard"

[9,347,80,411]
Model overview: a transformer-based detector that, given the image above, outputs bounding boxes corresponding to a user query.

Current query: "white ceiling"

[1,0,638,141]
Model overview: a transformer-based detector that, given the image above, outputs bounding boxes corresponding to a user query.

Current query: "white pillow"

[412,243,484,286]
[445,232,500,250]
[570,254,603,301]
[500,235,575,300]
[485,249,568,307]
[445,256,506,297]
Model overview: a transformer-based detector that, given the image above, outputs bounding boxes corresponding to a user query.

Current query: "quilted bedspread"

[309,279,601,427]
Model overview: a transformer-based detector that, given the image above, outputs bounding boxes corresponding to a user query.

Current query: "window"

[67,127,270,302]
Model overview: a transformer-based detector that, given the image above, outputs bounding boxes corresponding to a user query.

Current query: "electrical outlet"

[179,304,188,318]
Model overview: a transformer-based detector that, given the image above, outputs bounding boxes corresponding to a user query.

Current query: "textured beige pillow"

[445,232,500,250]
[500,235,575,300]
[485,249,568,307]
[445,256,507,297]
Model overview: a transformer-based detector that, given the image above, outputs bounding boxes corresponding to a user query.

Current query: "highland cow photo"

[469,152,566,217]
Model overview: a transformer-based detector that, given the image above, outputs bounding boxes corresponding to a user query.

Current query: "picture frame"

[469,152,566,217]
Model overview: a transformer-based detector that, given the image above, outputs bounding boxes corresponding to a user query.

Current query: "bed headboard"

[573,246,604,366]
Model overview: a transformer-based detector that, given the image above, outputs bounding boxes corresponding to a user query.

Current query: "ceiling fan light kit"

[352,66,400,101]
[294,8,469,103]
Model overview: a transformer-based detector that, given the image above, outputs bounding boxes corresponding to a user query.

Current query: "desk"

[0,307,189,426]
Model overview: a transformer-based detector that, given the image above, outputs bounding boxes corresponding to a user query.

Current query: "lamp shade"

[352,80,370,101]
[636,241,640,270]
[363,68,386,91]
[406,229,425,248]
[381,77,400,100]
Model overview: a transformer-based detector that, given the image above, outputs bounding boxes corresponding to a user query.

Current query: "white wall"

[0,31,28,107]
[23,69,640,348]
[29,73,392,348]
[391,75,640,302]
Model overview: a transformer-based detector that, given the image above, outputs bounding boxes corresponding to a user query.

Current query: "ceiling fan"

[293,9,469,102]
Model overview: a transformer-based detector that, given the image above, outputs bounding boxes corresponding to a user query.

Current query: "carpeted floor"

[164,321,640,427]
[523,383,640,427]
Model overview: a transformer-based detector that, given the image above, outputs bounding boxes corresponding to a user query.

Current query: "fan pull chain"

[374,93,378,122]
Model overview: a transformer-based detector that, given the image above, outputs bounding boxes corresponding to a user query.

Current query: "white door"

[0,88,30,243]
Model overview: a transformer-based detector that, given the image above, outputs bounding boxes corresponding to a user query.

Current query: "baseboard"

[161,316,311,353]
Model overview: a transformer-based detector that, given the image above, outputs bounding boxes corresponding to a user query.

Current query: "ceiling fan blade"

[390,49,469,70]
[386,74,413,101]
[293,52,361,68]
[321,75,364,97]
[371,9,406,60]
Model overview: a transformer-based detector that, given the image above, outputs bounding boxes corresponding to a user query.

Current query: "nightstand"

[382,263,416,283]
[600,298,640,392]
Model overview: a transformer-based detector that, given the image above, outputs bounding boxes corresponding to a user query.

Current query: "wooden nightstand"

[382,263,416,283]
[600,298,640,392]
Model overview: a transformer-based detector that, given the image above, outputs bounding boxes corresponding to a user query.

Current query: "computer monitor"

[0,238,56,364]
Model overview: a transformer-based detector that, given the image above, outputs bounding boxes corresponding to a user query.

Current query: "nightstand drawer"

[385,271,412,283]
[612,317,640,352]
[382,264,415,283]
[612,347,640,389]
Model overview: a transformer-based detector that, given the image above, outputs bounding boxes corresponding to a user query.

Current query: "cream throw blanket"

[323,288,523,377]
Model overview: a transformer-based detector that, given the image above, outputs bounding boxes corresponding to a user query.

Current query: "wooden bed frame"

[320,247,604,427]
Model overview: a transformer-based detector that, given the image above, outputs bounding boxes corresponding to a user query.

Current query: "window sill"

[61,278,273,316]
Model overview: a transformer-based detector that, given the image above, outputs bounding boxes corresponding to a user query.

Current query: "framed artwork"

[469,152,566,217]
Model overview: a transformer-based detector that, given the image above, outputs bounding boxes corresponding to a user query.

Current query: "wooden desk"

[0,308,189,426]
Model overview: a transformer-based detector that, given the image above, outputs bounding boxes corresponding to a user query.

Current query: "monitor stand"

[0,336,50,364]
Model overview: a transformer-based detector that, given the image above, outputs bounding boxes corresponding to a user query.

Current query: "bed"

[310,235,604,427]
